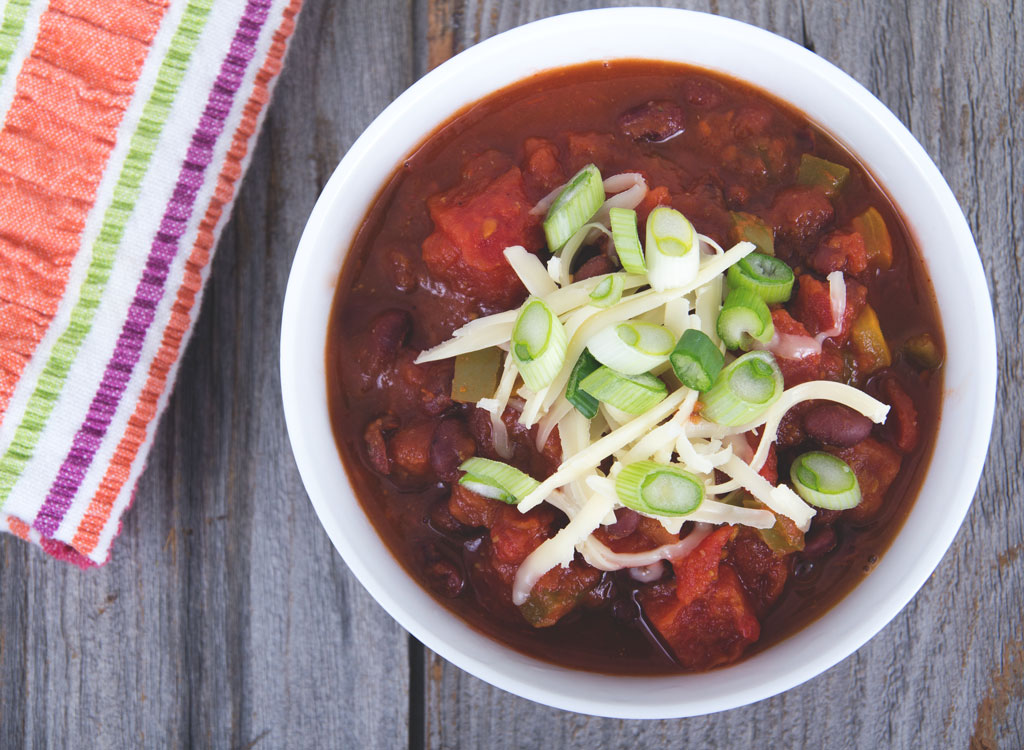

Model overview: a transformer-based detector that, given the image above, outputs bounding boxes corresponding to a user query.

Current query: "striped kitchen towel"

[0,0,302,566]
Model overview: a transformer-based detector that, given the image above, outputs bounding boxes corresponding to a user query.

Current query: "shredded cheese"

[480,354,518,459]
[504,245,557,297]
[719,453,815,531]
[580,524,714,571]
[746,380,890,472]
[518,388,690,511]
[816,270,846,342]
[512,493,614,605]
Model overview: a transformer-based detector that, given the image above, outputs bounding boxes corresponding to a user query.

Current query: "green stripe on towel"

[0,0,30,82]
[0,0,214,507]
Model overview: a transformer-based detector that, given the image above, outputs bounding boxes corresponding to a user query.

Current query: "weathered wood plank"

[418,2,1024,749]
[0,0,418,747]
[1,0,1020,747]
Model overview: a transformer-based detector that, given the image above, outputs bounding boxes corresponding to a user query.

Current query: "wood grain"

[0,0,1021,748]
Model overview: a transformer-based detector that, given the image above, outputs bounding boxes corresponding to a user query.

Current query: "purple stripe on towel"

[33,1,272,537]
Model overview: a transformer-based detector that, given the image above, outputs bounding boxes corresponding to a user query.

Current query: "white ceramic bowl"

[281,8,996,718]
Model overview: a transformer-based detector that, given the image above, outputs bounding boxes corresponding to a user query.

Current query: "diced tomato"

[790,274,867,345]
[422,167,543,306]
[467,501,601,628]
[874,375,919,453]
[767,185,834,258]
[810,230,869,275]
[770,309,823,387]
[489,504,556,566]
[728,527,791,614]
[832,437,901,523]
[636,185,672,226]
[672,525,736,608]
[640,565,760,670]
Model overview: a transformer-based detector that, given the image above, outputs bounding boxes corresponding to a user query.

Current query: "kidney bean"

[429,498,467,536]
[803,402,873,447]
[363,414,398,474]
[429,418,477,481]
[618,100,686,142]
[801,525,838,560]
[425,558,465,598]
[574,253,616,281]
[363,309,411,376]
[603,508,640,540]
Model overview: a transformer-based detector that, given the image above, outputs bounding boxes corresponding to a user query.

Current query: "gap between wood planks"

[409,637,427,750]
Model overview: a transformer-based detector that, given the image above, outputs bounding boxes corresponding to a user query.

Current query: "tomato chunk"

[832,437,901,523]
[641,565,760,670]
[874,375,919,453]
[423,167,543,306]
[791,274,867,345]
[810,230,869,275]
[672,525,736,607]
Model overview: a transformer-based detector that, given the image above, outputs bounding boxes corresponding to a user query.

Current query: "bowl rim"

[280,7,996,718]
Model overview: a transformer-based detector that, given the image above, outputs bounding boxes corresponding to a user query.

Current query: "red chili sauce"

[326,61,943,674]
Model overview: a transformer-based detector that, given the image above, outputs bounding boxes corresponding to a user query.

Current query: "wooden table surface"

[2,1,1021,747]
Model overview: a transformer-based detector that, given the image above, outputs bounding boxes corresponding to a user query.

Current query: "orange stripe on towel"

[71,0,301,556]
[0,0,167,417]
[7,515,30,540]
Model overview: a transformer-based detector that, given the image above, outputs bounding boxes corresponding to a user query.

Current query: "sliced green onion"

[700,350,783,426]
[544,164,605,252]
[451,347,502,403]
[789,452,862,510]
[565,349,601,419]
[458,457,540,505]
[726,252,794,303]
[587,321,675,375]
[615,460,705,516]
[796,154,850,198]
[588,273,625,308]
[717,288,775,351]
[609,207,646,273]
[645,206,699,291]
[511,297,567,391]
[669,330,725,391]
[579,367,668,415]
